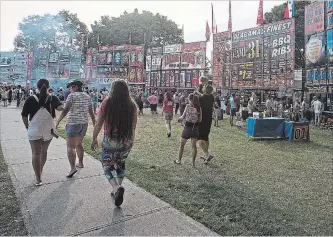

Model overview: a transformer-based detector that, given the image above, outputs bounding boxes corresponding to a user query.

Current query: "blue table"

[247,117,285,138]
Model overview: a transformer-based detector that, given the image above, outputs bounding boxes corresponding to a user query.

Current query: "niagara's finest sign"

[213,18,295,89]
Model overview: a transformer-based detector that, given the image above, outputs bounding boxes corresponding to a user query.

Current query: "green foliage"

[264,1,311,68]
[14,10,88,52]
[89,9,183,48]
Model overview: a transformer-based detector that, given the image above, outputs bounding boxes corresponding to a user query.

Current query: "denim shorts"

[65,123,88,137]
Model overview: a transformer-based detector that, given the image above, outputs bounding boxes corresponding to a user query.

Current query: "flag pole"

[228,0,233,91]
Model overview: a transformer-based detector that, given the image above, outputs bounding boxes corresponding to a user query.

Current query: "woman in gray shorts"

[56,81,96,178]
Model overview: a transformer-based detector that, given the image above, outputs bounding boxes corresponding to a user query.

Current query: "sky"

[0,0,283,51]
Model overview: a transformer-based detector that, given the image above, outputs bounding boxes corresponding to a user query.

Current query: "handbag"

[49,96,59,139]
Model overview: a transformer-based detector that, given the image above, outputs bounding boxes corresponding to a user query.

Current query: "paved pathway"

[0,107,218,236]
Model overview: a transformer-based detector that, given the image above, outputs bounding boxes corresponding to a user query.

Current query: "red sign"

[162,53,180,70]
[181,42,206,70]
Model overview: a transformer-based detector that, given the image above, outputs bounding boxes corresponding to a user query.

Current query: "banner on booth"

[305,1,325,35]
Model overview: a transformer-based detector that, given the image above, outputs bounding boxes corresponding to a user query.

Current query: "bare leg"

[29,139,43,183]
[198,140,209,157]
[190,138,197,168]
[40,139,52,174]
[66,137,77,176]
[165,120,171,135]
[176,138,187,163]
[75,137,84,167]
[109,178,121,191]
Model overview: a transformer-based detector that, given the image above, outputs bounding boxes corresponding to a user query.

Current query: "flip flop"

[34,181,43,186]
[114,187,125,207]
[66,169,78,178]
[174,160,181,165]
[204,155,214,164]
[200,156,207,161]
[75,164,84,168]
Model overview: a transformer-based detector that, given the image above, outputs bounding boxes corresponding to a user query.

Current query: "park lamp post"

[299,48,306,102]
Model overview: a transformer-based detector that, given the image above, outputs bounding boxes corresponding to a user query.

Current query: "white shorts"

[28,126,53,141]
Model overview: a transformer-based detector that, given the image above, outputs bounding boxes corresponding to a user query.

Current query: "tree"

[264,1,311,69]
[90,9,183,48]
[14,10,88,52]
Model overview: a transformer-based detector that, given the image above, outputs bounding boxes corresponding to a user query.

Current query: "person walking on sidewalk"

[21,79,63,186]
[56,81,96,178]
[91,80,138,207]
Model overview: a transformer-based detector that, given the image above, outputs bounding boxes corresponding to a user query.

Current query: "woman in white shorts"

[21,79,63,186]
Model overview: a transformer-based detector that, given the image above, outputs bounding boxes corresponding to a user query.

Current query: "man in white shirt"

[265,97,273,117]
[313,97,322,126]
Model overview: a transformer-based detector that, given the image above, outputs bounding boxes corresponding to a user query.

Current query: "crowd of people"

[1,75,328,208]
[0,85,25,107]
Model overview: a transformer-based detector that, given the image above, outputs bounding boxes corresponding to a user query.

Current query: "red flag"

[228,0,232,38]
[206,20,211,42]
[284,4,289,18]
[256,0,263,26]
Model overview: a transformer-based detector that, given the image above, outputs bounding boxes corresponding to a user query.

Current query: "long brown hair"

[188,93,200,112]
[104,80,137,141]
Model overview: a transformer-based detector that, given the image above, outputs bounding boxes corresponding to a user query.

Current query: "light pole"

[298,48,306,102]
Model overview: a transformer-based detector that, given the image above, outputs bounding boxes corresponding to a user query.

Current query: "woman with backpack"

[162,91,174,137]
[174,93,202,168]
[91,80,138,207]
[21,79,63,186]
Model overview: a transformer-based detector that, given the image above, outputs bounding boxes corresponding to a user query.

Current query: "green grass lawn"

[0,144,28,235]
[59,110,333,235]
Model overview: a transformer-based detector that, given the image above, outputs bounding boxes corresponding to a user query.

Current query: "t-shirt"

[313,100,322,114]
[148,95,157,105]
[214,95,221,108]
[21,94,61,121]
[174,95,180,104]
[199,94,214,119]
[273,101,279,112]
[64,89,71,101]
[91,92,98,103]
[266,99,273,110]
[229,96,236,109]
[163,98,174,113]
[179,96,186,106]
[66,92,92,125]
[235,96,241,106]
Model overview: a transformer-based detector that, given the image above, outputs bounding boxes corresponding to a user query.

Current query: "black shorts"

[181,125,199,139]
[150,104,157,111]
[230,108,237,116]
[198,119,212,141]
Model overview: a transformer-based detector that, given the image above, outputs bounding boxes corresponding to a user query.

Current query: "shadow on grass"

[126,160,308,236]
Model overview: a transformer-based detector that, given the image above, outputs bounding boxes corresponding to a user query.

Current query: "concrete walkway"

[0,107,218,236]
